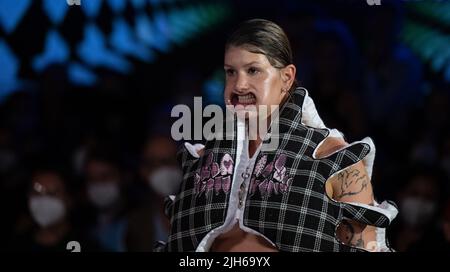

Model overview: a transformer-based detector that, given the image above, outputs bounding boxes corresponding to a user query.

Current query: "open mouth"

[230,93,257,106]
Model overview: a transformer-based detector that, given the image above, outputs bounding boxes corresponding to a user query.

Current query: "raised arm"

[318,137,377,251]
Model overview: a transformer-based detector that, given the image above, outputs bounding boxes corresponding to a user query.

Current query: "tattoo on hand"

[353,236,365,248]
[341,220,365,248]
[337,169,368,198]
[342,220,354,242]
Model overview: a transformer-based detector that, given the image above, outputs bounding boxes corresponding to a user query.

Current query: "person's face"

[398,175,439,228]
[224,46,292,117]
[140,137,177,180]
[85,160,122,208]
[85,160,120,185]
[402,175,437,202]
[28,172,69,227]
[29,172,67,201]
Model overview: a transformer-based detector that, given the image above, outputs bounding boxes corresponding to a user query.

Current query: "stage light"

[33,30,70,72]
[0,39,23,102]
[80,0,103,18]
[77,24,132,73]
[0,0,31,33]
[110,18,155,62]
[43,0,69,25]
[68,62,98,86]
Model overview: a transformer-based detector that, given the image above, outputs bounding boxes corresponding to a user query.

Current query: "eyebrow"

[224,61,261,68]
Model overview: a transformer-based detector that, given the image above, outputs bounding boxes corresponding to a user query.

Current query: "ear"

[280,64,296,91]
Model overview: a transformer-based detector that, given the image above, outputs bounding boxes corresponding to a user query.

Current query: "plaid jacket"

[163,88,395,252]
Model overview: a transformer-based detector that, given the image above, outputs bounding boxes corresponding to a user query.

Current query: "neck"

[246,117,267,158]
[249,138,262,158]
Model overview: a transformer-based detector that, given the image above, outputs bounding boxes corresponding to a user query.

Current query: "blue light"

[148,0,161,7]
[131,0,146,9]
[77,24,132,73]
[154,10,175,46]
[68,62,98,86]
[167,8,188,44]
[0,40,22,102]
[135,13,171,53]
[81,0,103,18]
[33,30,70,72]
[0,0,31,33]
[445,64,450,83]
[168,7,200,44]
[181,7,203,33]
[431,46,450,72]
[107,0,127,14]
[43,0,69,25]
[203,79,224,107]
[203,68,225,107]
[110,18,154,62]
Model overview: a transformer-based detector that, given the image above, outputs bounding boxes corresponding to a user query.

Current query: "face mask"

[148,166,183,196]
[400,197,436,228]
[29,196,66,228]
[87,182,120,209]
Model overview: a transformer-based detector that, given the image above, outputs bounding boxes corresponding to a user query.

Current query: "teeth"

[237,94,256,104]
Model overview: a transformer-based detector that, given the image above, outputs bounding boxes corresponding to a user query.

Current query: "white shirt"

[195,117,277,252]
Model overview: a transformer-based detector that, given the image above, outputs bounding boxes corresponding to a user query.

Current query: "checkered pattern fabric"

[164,88,394,252]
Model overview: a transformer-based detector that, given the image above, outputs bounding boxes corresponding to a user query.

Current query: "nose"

[235,73,249,93]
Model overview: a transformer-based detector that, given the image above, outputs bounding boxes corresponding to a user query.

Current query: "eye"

[248,67,259,75]
[225,69,235,76]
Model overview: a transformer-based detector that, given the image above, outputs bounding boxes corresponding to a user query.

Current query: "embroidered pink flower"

[206,178,214,195]
[222,175,231,193]
[261,160,274,178]
[254,155,267,177]
[273,182,279,195]
[194,152,234,196]
[211,162,220,177]
[220,153,234,175]
[250,153,292,197]
[273,154,287,182]
[258,179,269,195]
[200,152,213,180]
[214,176,222,195]
[267,180,274,197]
[194,172,201,193]
[279,175,293,193]
[199,180,207,194]
[200,166,210,180]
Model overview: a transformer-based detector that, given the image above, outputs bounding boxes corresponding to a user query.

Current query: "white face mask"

[87,182,120,209]
[400,197,436,228]
[148,166,183,196]
[29,196,66,228]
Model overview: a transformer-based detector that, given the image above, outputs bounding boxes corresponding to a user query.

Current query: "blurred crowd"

[0,0,449,252]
